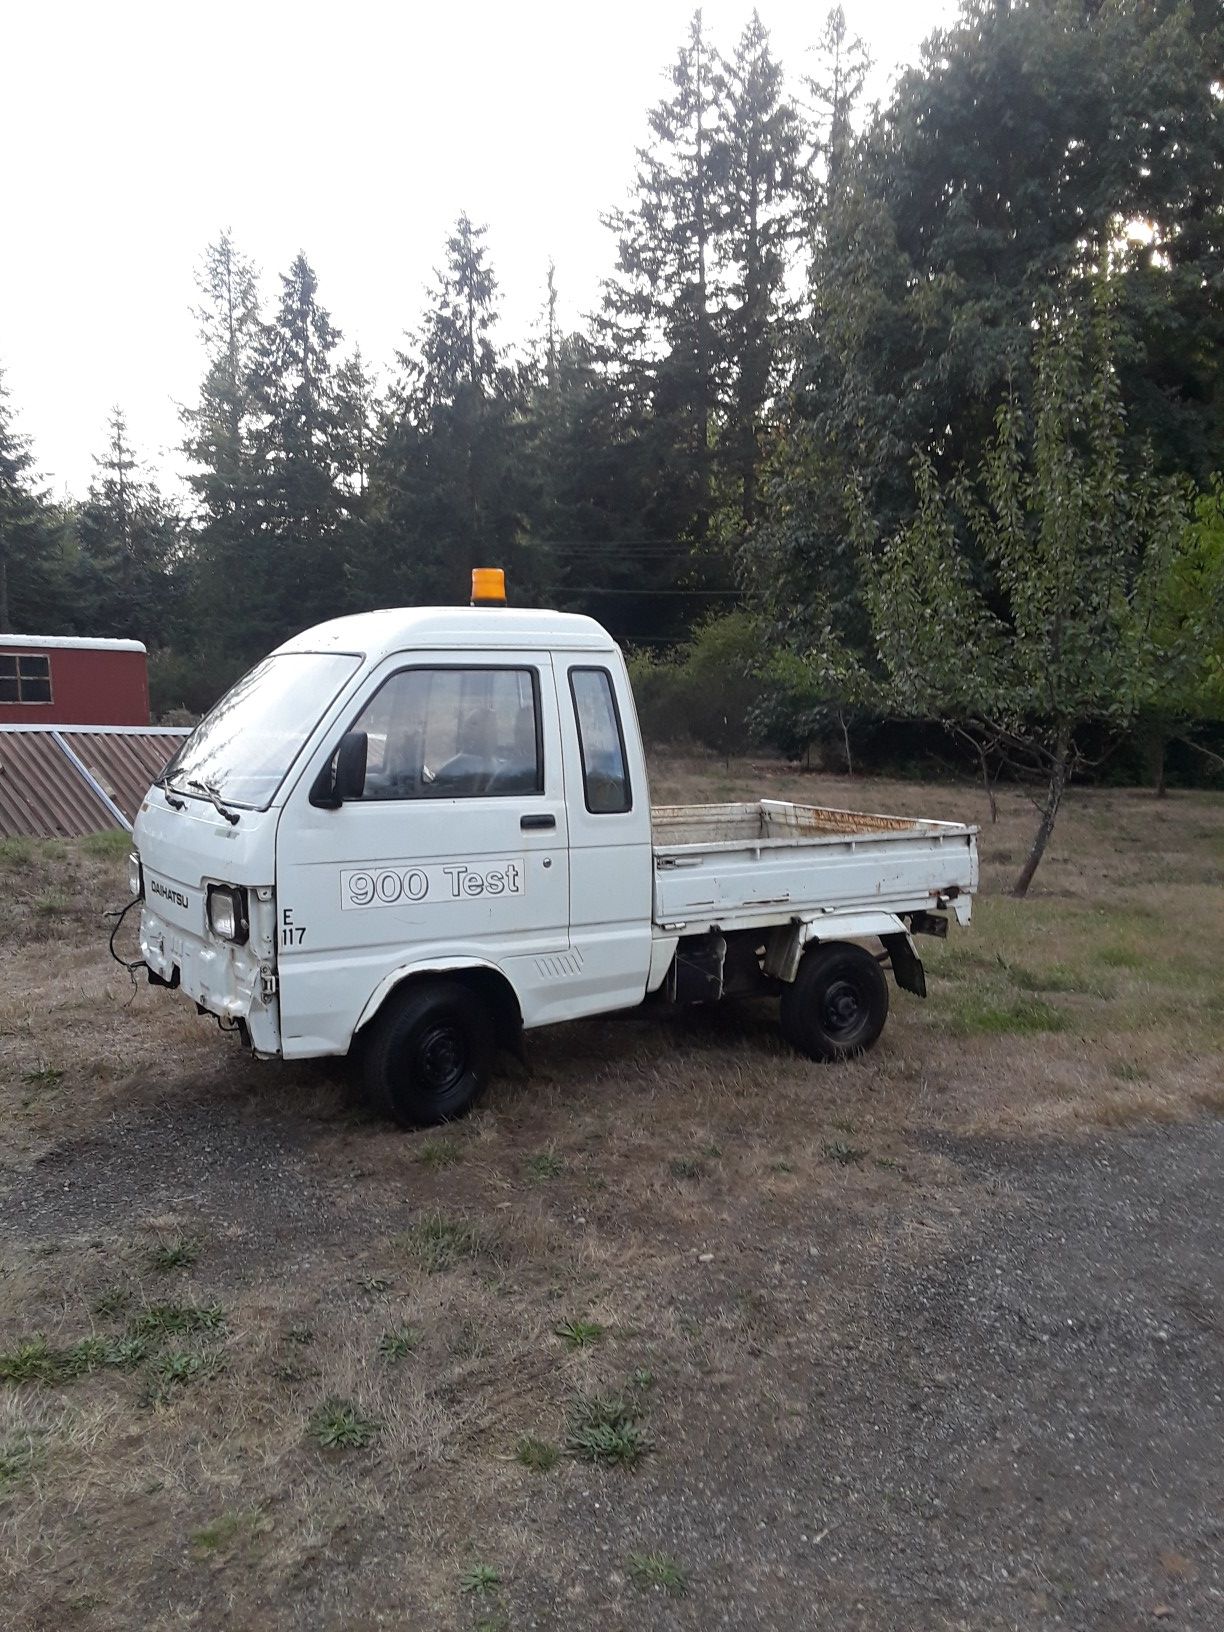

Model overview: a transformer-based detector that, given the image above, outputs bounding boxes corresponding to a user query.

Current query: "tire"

[779,941,890,1062]
[363,979,495,1127]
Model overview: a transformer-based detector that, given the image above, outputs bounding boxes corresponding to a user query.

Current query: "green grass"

[0,837,35,868]
[154,1349,216,1387]
[81,829,133,860]
[34,893,71,918]
[566,1392,652,1469]
[128,1301,225,1337]
[668,1156,705,1180]
[525,1149,565,1181]
[514,1434,560,1472]
[307,1397,378,1450]
[21,1065,63,1089]
[148,1237,200,1272]
[824,1141,867,1165]
[396,1213,485,1273]
[417,1138,463,1170]
[377,1324,423,1360]
[944,994,1068,1037]
[1091,943,1148,971]
[554,1318,605,1349]
[459,1563,501,1596]
[0,1336,61,1384]
[628,1551,688,1596]
[0,1432,40,1488]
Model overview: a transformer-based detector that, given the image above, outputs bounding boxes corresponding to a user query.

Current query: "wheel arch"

[353,959,524,1054]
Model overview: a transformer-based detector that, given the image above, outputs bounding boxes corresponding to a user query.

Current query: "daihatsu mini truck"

[130,571,978,1125]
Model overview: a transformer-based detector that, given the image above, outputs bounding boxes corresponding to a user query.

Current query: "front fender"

[353,956,516,1036]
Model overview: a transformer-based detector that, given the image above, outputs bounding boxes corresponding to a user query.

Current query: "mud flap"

[882,932,926,998]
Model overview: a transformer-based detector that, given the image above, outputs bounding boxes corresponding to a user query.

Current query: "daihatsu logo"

[150,877,189,911]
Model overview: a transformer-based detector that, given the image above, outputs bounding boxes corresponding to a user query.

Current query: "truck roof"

[274,605,618,660]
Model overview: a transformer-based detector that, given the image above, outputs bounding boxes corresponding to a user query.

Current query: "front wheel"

[363,979,495,1127]
[779,942,889,1062]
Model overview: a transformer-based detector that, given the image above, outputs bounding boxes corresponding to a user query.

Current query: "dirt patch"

[1,769,1222,1630]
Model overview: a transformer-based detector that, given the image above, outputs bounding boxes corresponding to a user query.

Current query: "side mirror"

[310,730,368,808]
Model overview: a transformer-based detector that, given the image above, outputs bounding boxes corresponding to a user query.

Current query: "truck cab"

[132,583,977,1125]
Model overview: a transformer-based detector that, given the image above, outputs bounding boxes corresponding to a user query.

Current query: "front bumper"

[140,897,282,1056]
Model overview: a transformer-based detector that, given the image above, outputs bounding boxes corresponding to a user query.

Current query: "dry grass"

[0,759,1221,1628]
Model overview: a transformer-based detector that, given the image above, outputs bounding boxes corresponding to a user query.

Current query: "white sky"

[2,0,954,498]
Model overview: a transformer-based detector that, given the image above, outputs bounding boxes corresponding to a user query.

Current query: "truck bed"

[650,799,978,930]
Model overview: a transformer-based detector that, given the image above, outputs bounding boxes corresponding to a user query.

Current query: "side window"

[569,667,631,814]
[0,654,52,704]
[352,667,541,800]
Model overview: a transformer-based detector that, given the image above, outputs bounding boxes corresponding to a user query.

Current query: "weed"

[397,1213,484,1273]
[0,837,34,868]
[21,1065,63,1089]
[515,1434,559,1472]
[0,1337,60,1384]
[189,1507,266,1555]
[149,1237,200,1272]
[566,1392,652,1468]
[92,1285,130,1319]
[377,1324,423,1360]
[102,1336,147,1369]
[357,1274,392,1294]
[768,1160,794,1174]
[628,1551,688,1596]
[526,1149,564,1181]
[308,1397,378,1450]
[34,893,71,918]
[554,1318,605,1349]
[62,1337,111,1377]
[459,1563,501,1596]
[946,995,1067,1037]
[830,1117,857,1134]
[417,1138,463,1170]
[154,1350,214,1387]
[668,1156,705,1180]
[630,1367,655,1392]
[0,1433,39,1488]
[81,829,133,860]
[286,1325,314,1345]
[700,1142,723,1159]
[1092,943,1146,971]
[824,1142,867,1165]
[1109,1060,1148,1083]
[129,1302,225,1337]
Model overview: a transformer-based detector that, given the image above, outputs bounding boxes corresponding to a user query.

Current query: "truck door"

[273,652,570,1057]
[554,657,654,1015]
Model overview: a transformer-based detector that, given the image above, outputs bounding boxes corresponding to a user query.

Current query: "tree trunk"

[1155,738,1168,799]
[1012,740,1070,898]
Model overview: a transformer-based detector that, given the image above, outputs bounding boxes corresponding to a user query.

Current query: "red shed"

[0,636,150,727]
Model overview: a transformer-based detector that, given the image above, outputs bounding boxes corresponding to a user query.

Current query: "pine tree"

[74,408,183,645]
[250,251,350,639]
[600,8,723,545]
[366,215,524,605]
[712,11,803,529]
[180,231,265,666]
[803,5,870,214]
[0,368,68,633]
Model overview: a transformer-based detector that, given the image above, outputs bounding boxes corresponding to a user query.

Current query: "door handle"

[520,813,556,831]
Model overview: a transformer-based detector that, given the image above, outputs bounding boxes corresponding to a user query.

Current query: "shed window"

[0,654,52,704]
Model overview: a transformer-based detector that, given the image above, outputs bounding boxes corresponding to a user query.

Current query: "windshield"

[162,652,361,810]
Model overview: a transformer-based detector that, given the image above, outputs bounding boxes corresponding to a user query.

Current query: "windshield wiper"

[155,776,187,811]
[185,778,241,826]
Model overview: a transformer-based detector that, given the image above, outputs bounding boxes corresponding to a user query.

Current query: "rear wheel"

[363,979,495,1127]
[779,941,889,1062]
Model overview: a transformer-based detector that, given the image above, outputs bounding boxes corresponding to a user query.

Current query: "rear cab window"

[569,667,631,813]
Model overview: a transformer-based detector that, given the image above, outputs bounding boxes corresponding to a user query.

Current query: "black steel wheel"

[779,941,889,1062]
[363,979,494,1127]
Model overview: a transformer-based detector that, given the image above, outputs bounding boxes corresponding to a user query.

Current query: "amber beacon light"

[470,567,507,606]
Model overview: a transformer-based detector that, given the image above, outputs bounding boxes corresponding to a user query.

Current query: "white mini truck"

[131,576,979,1125]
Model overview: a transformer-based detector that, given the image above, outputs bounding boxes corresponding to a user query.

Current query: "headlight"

[207,885,249,944]
[127,852,143,898]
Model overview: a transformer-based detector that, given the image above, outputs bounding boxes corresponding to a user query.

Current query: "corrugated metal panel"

[0,726,190,838]
[59,730,184,823]
[0,731,119,838]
